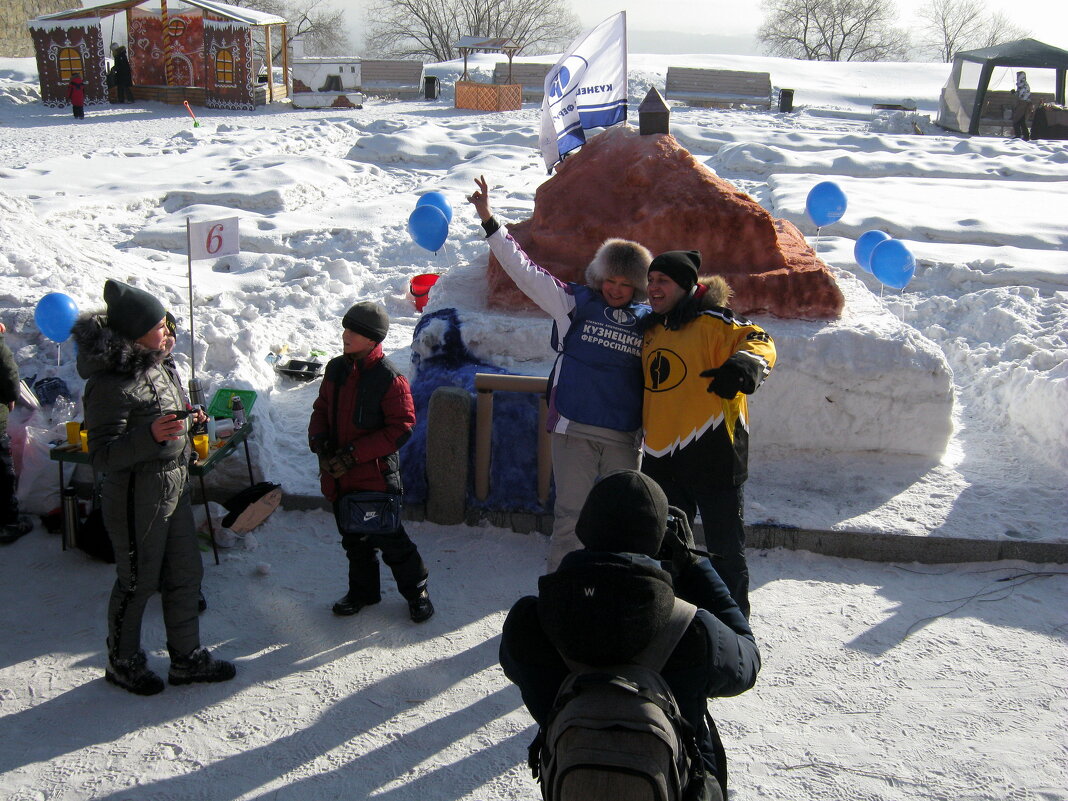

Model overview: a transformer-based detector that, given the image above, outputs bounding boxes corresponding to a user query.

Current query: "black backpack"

[532,597,712,801]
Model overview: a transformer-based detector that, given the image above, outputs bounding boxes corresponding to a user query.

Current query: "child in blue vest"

[468,176,653,571]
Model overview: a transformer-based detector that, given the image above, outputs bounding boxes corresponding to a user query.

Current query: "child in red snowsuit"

[67,73,85,119]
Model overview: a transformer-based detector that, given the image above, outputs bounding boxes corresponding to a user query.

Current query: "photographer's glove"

[700,361,746,399]
[324,445,357,478]
[663,506,702,579]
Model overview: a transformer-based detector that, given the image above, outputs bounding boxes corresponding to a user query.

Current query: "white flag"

[539,11,628,173]
[188,217,240,261]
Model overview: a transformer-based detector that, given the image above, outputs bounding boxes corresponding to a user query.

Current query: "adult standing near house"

[1011,70,1032,141]
[467,175,654,571]
[112,44,135,103]
[640,251,776,618]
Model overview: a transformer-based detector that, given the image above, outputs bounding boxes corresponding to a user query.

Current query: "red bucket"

[409,273,440,312]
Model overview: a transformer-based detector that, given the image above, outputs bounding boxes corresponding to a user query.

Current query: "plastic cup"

[193,434,209,460]
[66,421,81,445]
[79,430,88,452]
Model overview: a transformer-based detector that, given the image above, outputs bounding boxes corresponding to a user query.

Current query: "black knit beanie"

[103,279,166,341]
[649,250,701,292]
[576,470,669,557]
[342,301,389,343]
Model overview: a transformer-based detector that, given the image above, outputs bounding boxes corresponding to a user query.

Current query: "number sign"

[188,217,240,261]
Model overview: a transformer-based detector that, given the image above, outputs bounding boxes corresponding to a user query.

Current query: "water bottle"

[206,415,218,444]
[61,485,80,551]
[231,395,246,430]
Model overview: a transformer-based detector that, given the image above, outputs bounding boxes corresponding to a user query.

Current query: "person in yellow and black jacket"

[641,251,776,618]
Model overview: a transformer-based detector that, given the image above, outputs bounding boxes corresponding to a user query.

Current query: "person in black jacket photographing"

[499,469,760,800]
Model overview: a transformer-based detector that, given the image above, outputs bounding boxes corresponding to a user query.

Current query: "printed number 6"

[206,223,225,254]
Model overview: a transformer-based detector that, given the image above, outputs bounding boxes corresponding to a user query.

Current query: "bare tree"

[917,0,985,61]
[758,0,910,62]
[364,0,581,63]
[977,11,1029,48]
[916,0,1031,60]
[236,0,351,59]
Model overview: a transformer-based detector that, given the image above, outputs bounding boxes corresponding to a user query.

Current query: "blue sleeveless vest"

[549,285,649,432]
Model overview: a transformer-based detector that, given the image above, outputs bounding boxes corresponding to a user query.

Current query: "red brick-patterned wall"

[129,8,204,86]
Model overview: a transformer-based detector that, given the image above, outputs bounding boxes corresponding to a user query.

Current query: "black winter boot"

[168,647,236,686]
[105,650,165,696]
[332,593,380,616]
[408,588,434,623]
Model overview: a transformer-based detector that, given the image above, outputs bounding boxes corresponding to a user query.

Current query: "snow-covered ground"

[0,52,1065,800]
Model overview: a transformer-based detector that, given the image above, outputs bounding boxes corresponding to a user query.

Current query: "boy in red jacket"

[67,73,85,119]
[308,302,433,622]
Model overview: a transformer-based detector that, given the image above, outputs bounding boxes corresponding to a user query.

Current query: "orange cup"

[65,421,81,445]
[193,434,209,460]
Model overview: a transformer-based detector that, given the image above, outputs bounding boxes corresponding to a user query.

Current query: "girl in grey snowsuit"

[71,279,235,695]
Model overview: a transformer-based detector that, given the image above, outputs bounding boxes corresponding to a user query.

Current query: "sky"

[327,0,1068,55]
[0,51,1066,800]
[72,0,1068,57]
[573,0,1068,45]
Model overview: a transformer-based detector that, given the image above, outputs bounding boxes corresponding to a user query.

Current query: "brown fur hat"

[584,238,653,302]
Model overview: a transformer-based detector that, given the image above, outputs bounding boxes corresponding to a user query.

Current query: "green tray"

[207,388,258,419]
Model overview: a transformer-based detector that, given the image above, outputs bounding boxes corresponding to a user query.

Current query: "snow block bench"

[665,66,773,109]
[492,62,552,101]
[360,60,425,99]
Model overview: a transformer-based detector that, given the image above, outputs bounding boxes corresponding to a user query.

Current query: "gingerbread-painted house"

[29,0,289,110]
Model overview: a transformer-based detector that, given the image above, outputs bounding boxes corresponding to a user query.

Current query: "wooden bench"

[871,100,917,114]
[492,61,552,101]
[977,89,1054,132]
[360,59,424,99]
[664,67,773,109]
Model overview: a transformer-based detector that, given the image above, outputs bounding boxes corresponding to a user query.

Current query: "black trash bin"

[779,88,794,113]
[424,76,440,100]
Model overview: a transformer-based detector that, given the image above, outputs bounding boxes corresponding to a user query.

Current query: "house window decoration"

[204,19,254,110]
[57,46,82,80]
[215,48,235,84]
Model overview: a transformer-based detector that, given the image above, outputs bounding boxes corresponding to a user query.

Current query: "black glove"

[700,361,746,399]
[324,446,357,478]
[309,434,332,455]
[659,506,702,580]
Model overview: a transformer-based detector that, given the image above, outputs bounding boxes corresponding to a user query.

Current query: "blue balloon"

[806,181,847,228]
[854,230,891,273]
[870,239,915,289]
[34,292,79,343]
[416,191,453,224]
[408,205,449,252]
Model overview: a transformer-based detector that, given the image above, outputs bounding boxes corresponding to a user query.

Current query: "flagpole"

[186,218,195,378]
[186,218,204,410]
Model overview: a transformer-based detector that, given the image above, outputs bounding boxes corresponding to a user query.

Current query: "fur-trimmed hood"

[537,550,675,666]
[71,313,166,380]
